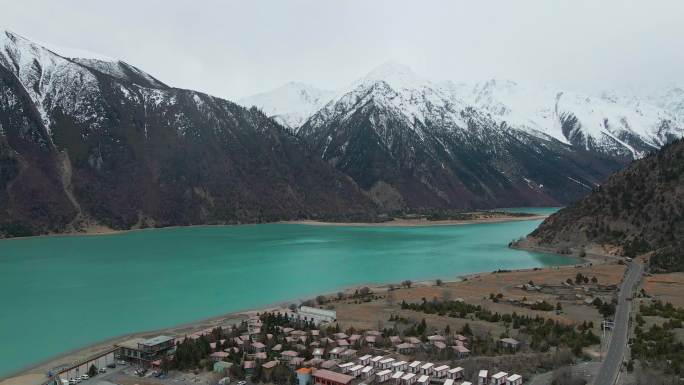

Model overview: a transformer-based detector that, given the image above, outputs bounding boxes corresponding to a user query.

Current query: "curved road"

[594,261,643,385]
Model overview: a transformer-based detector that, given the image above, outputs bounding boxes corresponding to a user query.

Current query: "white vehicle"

[98,367,106,373]
[69,379,77,385]
[81,374,89,380]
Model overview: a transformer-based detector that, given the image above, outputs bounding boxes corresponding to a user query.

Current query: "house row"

[476,370,522,385]
[339,355,522,385]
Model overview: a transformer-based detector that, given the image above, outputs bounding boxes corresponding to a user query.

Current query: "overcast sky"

[2,0,683,100]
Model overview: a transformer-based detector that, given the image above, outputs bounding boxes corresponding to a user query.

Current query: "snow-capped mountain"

[296,62,683,210]
[2,29,681,233]
[239,82,334,130]
[246,63,682,161]
[0,30,375,237]
[461,79,681,158]
[647,85,684,122]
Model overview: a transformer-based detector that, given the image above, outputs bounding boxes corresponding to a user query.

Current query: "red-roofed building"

[312,369,355,385]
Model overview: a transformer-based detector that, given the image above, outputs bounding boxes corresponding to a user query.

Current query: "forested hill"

[522,139,684,272]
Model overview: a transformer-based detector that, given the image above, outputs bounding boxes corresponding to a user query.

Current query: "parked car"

[80,374,89,380]
[107,363,116,369]
[98,367,106,373]
[69,379,77,385]
[117,360,127,365]
[237,381,247,385]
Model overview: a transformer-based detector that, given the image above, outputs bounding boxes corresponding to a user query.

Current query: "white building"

[294,306,336,325]
[433,365,449,378]
[392,361,408,372]
[391,371,404,384]
[478,370,488,385]
[362,366,375,378]
[371,356,385,367]
[417,375,430,385]
[401,373,417,385]
[349,364,365,377]
[338,362,355,373]
[377,369,393,383]
[444,380,454,385]
[491,372,508,385]
[420,363,434,376]
[379,358,395,369]
[408,361,422,374]
[506,374,522,385]
[358,354,372,366]
[447,367,463,380]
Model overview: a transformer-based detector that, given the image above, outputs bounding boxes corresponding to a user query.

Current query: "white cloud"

[2,0,682,100]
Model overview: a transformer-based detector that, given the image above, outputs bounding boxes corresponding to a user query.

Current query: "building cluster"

[114,307,522,385]
[299,353,523,385]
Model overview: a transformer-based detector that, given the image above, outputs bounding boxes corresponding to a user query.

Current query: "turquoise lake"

[0,209,575,378]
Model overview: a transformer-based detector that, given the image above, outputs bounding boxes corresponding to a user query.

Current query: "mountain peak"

[356,61,427,90]
[239,82,335,130]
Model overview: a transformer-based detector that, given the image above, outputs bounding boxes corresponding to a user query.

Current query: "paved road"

[594,261,643,385]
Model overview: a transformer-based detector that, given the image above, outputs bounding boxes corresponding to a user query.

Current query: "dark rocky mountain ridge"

[297,65,645,211]
[2,32,682,238]
[520,139,684,272]
[0,30,376,237]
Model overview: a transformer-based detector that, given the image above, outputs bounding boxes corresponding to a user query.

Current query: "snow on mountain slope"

[239,82,334,130]
[0,30,105,136]
[73,58,168,89]
[0,30,176,142]
[0,30,378,237]
[298,62,630,210]
[457,78,683,158]
[304,61,470,143]
[459,79,566,143]
[299,62,683,159]
[554,90,679,156]
[647,85,684,122]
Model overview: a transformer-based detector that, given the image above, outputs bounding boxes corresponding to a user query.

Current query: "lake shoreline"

[284,214,549,227]
[0,255,589,385]
[0,212,550,242]
[0,210,560,384]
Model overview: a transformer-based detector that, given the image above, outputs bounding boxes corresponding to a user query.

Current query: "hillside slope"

[0,30,376,237]
[522,139,684,272]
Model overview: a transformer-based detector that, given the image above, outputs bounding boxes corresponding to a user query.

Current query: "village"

[37,259,652,385]
[95,306,523,385]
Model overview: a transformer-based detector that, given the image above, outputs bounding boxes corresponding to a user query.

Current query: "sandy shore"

[285,214,548,227]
